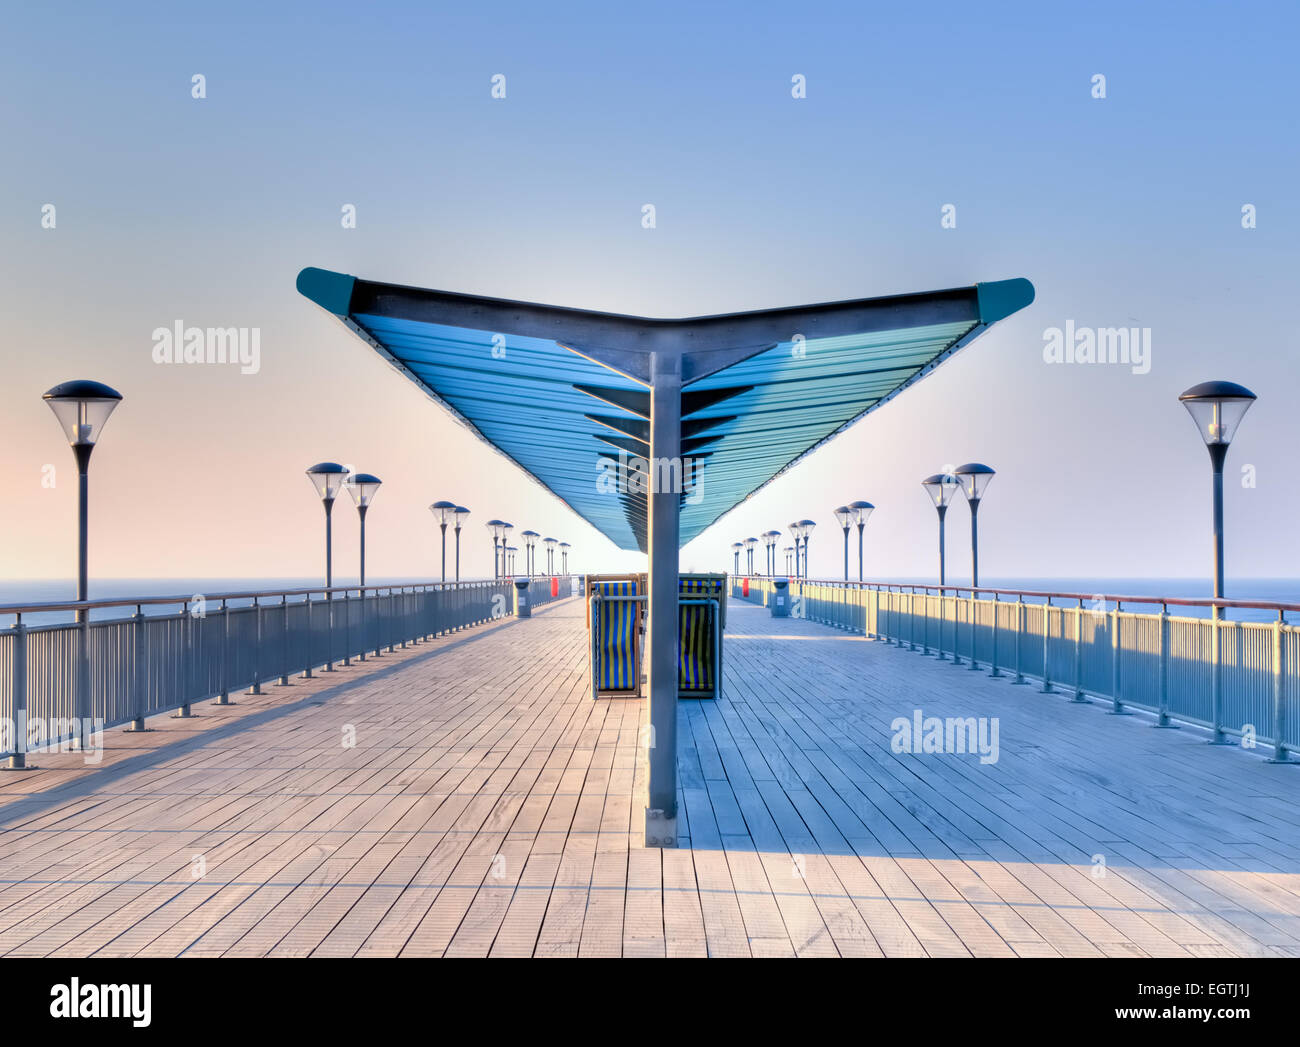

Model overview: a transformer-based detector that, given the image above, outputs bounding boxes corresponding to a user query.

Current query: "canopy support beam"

[645,349,682,847]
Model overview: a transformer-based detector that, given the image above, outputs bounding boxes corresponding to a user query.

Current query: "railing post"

[278,595,290,685]
[1156,604,1173,728]
[967,590,978,670]
[303,595,314,679]
[343,589,352,666]
[989,593,1000,677]
[1110,601,1124,713]
[217,598,232,703]
[1071,597,1086,702]
[7,617,33,770]
[1039,597,1053,693]
[249,597,263,694]
[1013,596,1026,685]
[173,600,194,718]
[359,587,367,662]
[951,592,963,667]
[1210,604,1226,744]
[129,606,148,729]
[325,590,335,672]
[1271,611,1289,763]
[936,591,947,661]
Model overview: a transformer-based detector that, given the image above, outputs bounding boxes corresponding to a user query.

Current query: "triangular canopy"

[297,267,1033,551]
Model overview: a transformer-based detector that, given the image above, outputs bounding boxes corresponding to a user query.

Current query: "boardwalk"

[0,595,1298,957]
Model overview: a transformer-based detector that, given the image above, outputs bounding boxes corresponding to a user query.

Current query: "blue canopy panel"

[296,268,1033,553]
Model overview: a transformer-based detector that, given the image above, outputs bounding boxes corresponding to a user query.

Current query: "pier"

[1,591,1296,957]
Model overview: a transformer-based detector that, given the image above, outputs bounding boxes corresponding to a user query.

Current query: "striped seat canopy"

[298,268,1033,552]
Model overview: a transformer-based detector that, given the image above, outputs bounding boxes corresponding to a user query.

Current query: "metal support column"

[645,350,680,848]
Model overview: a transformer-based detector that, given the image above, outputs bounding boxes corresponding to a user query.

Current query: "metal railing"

[0,577,574,768]
[732,576,1298,761]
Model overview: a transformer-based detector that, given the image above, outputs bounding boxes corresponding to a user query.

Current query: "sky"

[0,0,1296,590]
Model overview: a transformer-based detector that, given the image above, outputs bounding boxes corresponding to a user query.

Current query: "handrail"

[0,577,572,619]
[732,576,1299,615]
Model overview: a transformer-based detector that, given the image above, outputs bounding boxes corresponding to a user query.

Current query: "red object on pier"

[742,578,749,597]
[551,577,559,597]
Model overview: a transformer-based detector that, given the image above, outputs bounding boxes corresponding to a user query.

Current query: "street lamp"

[42,380,123,614]
[305,462,349,590]
[744,537,758,575]
[429,501,457,582]
[44,380,123,754]
[784,545,794,575]
[1179,381,1257,600]
[921,473,960,585]
[559,542,570,574]
[506,545,516,575]
[763,531,780,575]
[849,501,874,582]
[486,519,507,579]
[519,531,537,576]
[731,542,743,575]
[346,473,382,586]
[543,536,558,574]
[787,522,804,578]
[954,464,995,588]
[833,506,852,581]
[798,520,816,578]
[453,506,469,581]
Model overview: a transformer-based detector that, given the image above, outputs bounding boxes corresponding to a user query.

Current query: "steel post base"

[123,718,153,732]
[171,706,196,719]
[644,808,678,849]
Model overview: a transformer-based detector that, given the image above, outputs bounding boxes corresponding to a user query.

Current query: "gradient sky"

[1,0,1296,588]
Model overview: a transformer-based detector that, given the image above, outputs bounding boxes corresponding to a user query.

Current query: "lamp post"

[1179,382,1256,601]
[784,545,794,575]
[521,531,539,576]
[306,462,349,591]
[453,506,469,581]
[921,473,960,585]
[798,520,816,578]
[543,536,557,574]
[506,546,516,576]
[954,464,995,588]
[834,506,852,581]
[849,500,874,582]
[732,542,743,575]
[42,381,123,615]
[486,520,506,579]
[559,542,570,574]
[1180,381,1257,746]
[43,380,122,754]
[787,522,804,579]
[347,474,382,586]
[763,531,780,575]
[501,523,514,575]
[744,537,758,575]
[430,501,456,582]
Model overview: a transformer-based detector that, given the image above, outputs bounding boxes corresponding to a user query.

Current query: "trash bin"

[770,577,790,618]
[514,577,531,618]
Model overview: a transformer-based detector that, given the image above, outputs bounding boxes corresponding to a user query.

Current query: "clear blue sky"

[0,0,1296,586]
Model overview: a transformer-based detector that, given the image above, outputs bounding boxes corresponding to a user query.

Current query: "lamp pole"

[348,474,382,586]
[922,474,960,586]
[732,542,742,575]
[430,501,456,582]
[43,380,123,755]
[1179,381,1257,746]
[453,507,469,582]
[849,501,874,583]
[834,506,851,581]
[955,465,995,589]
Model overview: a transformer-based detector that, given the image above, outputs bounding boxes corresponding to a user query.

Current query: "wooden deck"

[0,595,1298,958]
